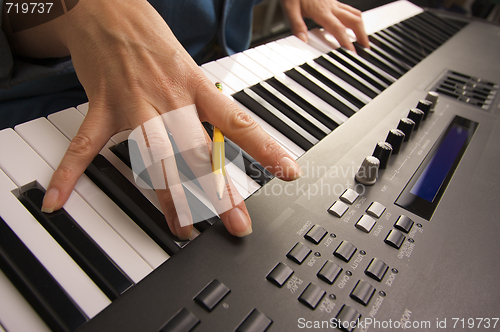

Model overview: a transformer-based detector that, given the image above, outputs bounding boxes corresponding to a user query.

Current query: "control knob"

[373,142,393,169]
[397,118,415,141]
[355,156,380,185]
[386,129,405,154]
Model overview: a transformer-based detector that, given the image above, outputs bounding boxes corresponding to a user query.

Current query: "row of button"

[160,279,272,332]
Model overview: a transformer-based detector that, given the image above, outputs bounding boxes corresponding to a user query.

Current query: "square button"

[355,215,376,233]
[366,202,386,218]
[334,241,357,262]
[350,280,376,306]
[266,263,294,287]
[340,189,359,204]
[317,260,342,284]
[394,215,414,233]
[286,242,311,264]
[298,283,326,309]
[194,279,230,311]
[304,225,327,245]
[328,201,349,218]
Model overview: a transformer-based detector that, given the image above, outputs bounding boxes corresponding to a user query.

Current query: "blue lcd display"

[410,125,469,202]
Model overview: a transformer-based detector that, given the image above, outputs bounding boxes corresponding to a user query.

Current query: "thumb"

[42,107,112,213]
[281,0,309,43]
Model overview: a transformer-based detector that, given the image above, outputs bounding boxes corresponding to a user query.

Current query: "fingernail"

[41,188,59,213]
[279,156,303,180]
[229,208,252,237]
[297,32,308,43]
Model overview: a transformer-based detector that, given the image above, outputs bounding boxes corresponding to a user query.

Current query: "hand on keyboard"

[279,0,370,52]
[7,0,303,239]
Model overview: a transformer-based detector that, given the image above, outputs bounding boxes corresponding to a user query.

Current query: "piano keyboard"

[2,1,498,331]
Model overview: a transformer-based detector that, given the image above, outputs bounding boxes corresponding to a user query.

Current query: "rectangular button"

[298,283,325,309]
[340,189,359,204]
[350,280,376,305]
[317,260,342,284]
[236,309,272,332]
[194,279,230,311]
[334,241,357,262]
[159,308,199,332]
[394,215,414,233]
[355,215,376,233]
[266,263,294,287]
[335,305,361,332]
[286,242,312,264]
[304,225,327,245]
[384,229,405,249]
[365,258,389,282]
[366,202,386,218]
[328,201,349,218]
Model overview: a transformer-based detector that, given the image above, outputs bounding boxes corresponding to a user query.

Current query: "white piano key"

[243,48,289,74]
[254,44,295,71]
[305,58,373,105]
[234,100,304,159]
[361,0,423,35]
[230,52,274,81]
[276,37,318,63]
[284,35,324,58]
[0,167,110,319]
[0,129,152,284]
[202,61,249,92]
[274,72,349,125]
[201,68,236,96]
[15,117,169,270]
[264,41,305,67]
[0,269,51,332]
[216,57,262,87]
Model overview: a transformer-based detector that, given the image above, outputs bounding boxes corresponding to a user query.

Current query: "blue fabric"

[0,0,259,129]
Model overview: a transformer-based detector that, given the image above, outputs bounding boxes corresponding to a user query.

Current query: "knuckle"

[54,164,75,185]
[257,136,283,162]
[68,133,94,156]
[229,109,256,132]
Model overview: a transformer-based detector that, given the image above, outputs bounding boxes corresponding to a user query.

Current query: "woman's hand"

[8,0,302,239]
[280,0,370,52]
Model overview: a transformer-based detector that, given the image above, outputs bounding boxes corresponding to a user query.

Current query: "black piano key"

[412,13,455,38]
[401,19,447,46]
[233,89,315,151]
[366,42,412,73]
[423,11,463,32]
[376,30,427,60]
[266,77,340,130]
[392,22,441,50]
[299,62,366,109]
[18,187,133,301]
[85,154,184,256]
[328,50,389,91]
[313,56,379,99]
[369,34,419,67]
[387,25,435,54]
[336,48,396,86]
[0,216,88,332]
[251,84,328,140]
[353,44,404,79]
[203,123,274,186]
[285,68,356,118]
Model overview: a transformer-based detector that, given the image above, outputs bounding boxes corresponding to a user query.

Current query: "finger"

[280,0,309,42]
[130,114,193,240]
[41,106,112,213]
[315,11,355,52]
[336,4,370,49]
[164,105,251,237]
[197,84,303,182]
